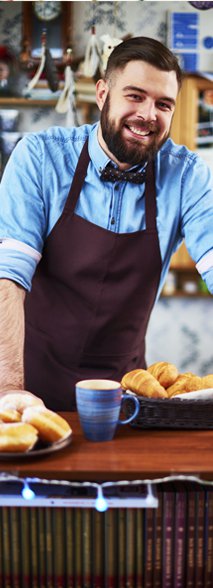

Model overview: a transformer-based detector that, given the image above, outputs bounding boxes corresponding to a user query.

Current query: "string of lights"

[0,473,212,511]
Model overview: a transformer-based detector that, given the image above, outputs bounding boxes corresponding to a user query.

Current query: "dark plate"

[0,432,72,460]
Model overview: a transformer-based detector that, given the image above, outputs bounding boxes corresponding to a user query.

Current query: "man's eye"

[158,102,172,111]
[126,94,142,101]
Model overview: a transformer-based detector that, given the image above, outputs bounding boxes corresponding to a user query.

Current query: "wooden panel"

[170,242,195,269]
[171,74,213,151]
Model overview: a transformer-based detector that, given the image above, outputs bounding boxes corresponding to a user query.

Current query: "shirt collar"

[88,122,147,174]
[88,123,110,174]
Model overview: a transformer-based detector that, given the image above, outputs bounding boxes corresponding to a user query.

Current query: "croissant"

[121,369,167,399]
[201,375,213,389]
[147,361,179,388]
[181,375,213,397]
[167,373,203,398]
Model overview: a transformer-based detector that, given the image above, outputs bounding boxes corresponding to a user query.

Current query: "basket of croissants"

[121,362,213,429]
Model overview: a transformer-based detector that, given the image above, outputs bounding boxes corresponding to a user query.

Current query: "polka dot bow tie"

[100,163,146,184]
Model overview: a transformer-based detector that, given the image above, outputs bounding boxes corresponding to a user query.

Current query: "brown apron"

[24,140,162,410]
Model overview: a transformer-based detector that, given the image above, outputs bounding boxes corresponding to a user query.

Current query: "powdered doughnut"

[0,391,45,414]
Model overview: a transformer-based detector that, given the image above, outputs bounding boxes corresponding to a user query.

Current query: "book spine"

[43,507,53,588]
[35,507,46,588]
[2,507,12,588]
[185,491,196,588]
[152,490,163,588]
[203,490,210,588]
[53,507,67,588]
[20,507,32,588]
[143,506,154,588]
[8,507,19,588]
[132,508,143,588]
[125,508,135,588]
[81,508,92,588]
[74,508,83,588]
[0,507,3,587]
[194,491,205,588]
[65,507,75,587]
[162,491,174,588]
[93,508,103,587]
[173,490,187,588]
[206,490,213,587]
[106,508,117,588]
[117,508,126,588]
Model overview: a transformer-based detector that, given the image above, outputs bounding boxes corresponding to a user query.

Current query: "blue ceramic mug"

[75,379,140,442]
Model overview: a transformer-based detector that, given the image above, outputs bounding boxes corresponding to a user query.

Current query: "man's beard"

[100,95,169,165]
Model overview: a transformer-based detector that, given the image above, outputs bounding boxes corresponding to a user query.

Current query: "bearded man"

[0,37,212,410]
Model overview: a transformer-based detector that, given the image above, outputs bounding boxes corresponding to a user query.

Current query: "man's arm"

[0,279,26,391]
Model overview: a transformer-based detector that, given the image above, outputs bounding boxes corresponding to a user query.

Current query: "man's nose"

[136,100,157,121]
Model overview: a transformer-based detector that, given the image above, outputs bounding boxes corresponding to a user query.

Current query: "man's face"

[96,60,179,168]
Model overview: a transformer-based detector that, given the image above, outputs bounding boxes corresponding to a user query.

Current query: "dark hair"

[105,36,183,89]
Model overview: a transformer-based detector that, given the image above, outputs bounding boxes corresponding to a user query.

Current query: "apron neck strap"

[144,160,157,231]
[64,138,90,214]
[64,138,157,231]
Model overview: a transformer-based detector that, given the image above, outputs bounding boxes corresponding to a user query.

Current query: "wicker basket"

[124,394,213,429]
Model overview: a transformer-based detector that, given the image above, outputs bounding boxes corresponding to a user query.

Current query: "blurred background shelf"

[162,242,210,298]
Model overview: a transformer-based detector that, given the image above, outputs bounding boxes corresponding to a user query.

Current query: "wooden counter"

[1,413,213,482]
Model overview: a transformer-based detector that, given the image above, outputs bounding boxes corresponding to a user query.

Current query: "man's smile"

[126,124,153,137]
[123,122,156,140]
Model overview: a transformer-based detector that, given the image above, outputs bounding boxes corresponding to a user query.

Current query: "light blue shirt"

[0,122,213,299]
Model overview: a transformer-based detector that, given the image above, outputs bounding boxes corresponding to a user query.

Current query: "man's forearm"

[0,279,26,391]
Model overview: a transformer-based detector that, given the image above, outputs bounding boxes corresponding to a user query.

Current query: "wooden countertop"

[1,413,213,482]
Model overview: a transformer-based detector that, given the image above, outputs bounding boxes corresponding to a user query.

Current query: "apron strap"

[63,139,90,214]
[64,137,157,232]
[144,160,157,231]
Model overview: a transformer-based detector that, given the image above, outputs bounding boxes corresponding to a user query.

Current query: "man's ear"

[96,79,109,111]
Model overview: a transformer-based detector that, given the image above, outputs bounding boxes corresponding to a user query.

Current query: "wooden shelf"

[0,97,57,107]
[171,74,213,151]
[0,93,97,124]
[170,242,195,270]
[162,242,211,297]
[161,292,211,298]
[0,97,96,107]
[170,265,197,273]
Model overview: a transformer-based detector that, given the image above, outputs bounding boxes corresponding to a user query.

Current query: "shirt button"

[111,217,115,225]
[114,184,119,191]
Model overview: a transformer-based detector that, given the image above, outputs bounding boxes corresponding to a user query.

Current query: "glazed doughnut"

[0,422,38,452]
[22,407,72,443]
[0,409,21,423]
[0,391,44,414]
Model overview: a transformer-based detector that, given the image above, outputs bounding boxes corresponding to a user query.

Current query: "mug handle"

[118,392,140,425]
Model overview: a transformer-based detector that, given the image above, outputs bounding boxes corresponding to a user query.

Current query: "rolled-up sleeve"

[0,134,46,290]
[181,154,213,295]
[196,254,213,294]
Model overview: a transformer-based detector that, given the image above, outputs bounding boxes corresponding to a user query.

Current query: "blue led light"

[95,487,108,512]
[95,496,108,512]
[22,482,35,500]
